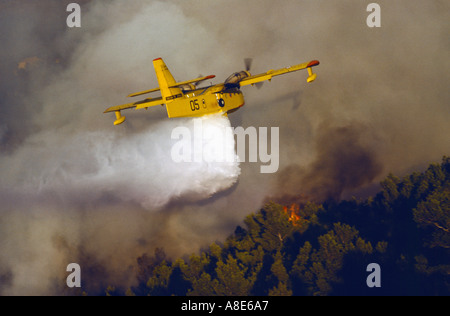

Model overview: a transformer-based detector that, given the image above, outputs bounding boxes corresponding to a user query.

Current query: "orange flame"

[283,203,301,226]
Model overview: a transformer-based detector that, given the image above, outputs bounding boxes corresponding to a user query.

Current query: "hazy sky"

[0,0,448,295]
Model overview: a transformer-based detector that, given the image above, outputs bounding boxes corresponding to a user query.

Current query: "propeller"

[224,58,263,89]
[244,58,263,89]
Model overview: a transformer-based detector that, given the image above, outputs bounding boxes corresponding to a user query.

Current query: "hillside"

[96,156,450,296]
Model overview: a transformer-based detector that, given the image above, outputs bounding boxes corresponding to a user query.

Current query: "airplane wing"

[103,96,164,113]
[104,96,164,125]
[239,60,320,87]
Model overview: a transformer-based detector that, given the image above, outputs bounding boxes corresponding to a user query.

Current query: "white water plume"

[1,114,240,210]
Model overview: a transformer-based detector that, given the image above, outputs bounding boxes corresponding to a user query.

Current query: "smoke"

[0,0,244,295]
[0,0,449,295]
[275,122,383,202]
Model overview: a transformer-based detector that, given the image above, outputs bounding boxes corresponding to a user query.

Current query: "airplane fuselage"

[166,85,245,118]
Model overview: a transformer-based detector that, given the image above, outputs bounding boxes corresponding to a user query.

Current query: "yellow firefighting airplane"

[104,57,320,125]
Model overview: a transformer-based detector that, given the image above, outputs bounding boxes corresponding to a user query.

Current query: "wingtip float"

[104,57,320,126]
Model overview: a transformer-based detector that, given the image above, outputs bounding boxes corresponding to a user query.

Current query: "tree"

[380,173,401,210]
[268,251,292,296]
[291,223,373,295]
[245,203,298,252]
[213,255,253,296]
[134,248,167,295]
[413,189,450,249]
[147,261,172,296]
[188,272,216,296]
[182,252,213,296]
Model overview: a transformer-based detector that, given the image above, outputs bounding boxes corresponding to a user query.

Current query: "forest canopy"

[103,157,450,296]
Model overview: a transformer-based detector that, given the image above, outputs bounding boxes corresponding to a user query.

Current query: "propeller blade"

[255,82,264,89]
[244,58,253,72]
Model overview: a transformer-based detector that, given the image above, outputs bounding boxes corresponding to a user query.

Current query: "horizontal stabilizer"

[128,87,161,98]
[128,76,215,98]
[170,75,216,88]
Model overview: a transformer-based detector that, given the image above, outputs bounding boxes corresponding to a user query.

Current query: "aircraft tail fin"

[153,58,183,103]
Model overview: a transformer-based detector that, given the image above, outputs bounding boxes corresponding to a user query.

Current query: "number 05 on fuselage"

[104,57,320,125]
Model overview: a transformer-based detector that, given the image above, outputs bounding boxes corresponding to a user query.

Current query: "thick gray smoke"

[275,122,384,202]
[0,0,449,295]
[0,0,243,295]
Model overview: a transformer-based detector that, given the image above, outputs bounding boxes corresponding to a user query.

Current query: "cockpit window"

[224,71,250,85]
